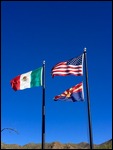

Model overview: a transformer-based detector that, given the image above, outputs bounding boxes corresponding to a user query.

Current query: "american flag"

[54,82,84,102]
[51,54,84,77]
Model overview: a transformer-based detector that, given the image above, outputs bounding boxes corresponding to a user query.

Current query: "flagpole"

[42,60,45,149]
[83,48,93,149]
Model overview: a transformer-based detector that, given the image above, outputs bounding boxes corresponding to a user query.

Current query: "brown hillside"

[1,139,112,149]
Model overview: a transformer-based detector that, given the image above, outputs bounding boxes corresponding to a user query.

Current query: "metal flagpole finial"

[43,60,45,64]
[84,47,87,52]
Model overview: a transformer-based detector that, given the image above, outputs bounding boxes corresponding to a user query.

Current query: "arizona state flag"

[54,82,84,102]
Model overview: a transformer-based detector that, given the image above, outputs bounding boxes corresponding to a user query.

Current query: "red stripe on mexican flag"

[10,67,43,91]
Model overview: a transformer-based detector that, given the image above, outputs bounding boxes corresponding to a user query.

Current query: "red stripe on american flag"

[53,65,82,70]
[52,73,83,77]
[51,63,83,77]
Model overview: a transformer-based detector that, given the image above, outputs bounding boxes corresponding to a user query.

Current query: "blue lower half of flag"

[54,91,84,102]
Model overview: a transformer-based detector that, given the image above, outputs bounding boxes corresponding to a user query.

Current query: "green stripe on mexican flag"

[10,67,43,91]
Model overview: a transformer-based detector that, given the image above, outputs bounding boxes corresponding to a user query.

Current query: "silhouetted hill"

[1,139,112,149]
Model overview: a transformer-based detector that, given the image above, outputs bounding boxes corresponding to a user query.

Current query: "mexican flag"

[10,67,43,91]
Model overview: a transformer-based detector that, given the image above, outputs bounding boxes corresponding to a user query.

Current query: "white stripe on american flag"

[53,64,82,68]
[52,68,82,72]
[52,65,82,69]
[52,65,82,73]
[52,72,82,76]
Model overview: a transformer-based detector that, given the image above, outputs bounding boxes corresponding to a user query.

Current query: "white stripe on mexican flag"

[10,67,43,91]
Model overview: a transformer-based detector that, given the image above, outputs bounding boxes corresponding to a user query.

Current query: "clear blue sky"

[1,1,112,146]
